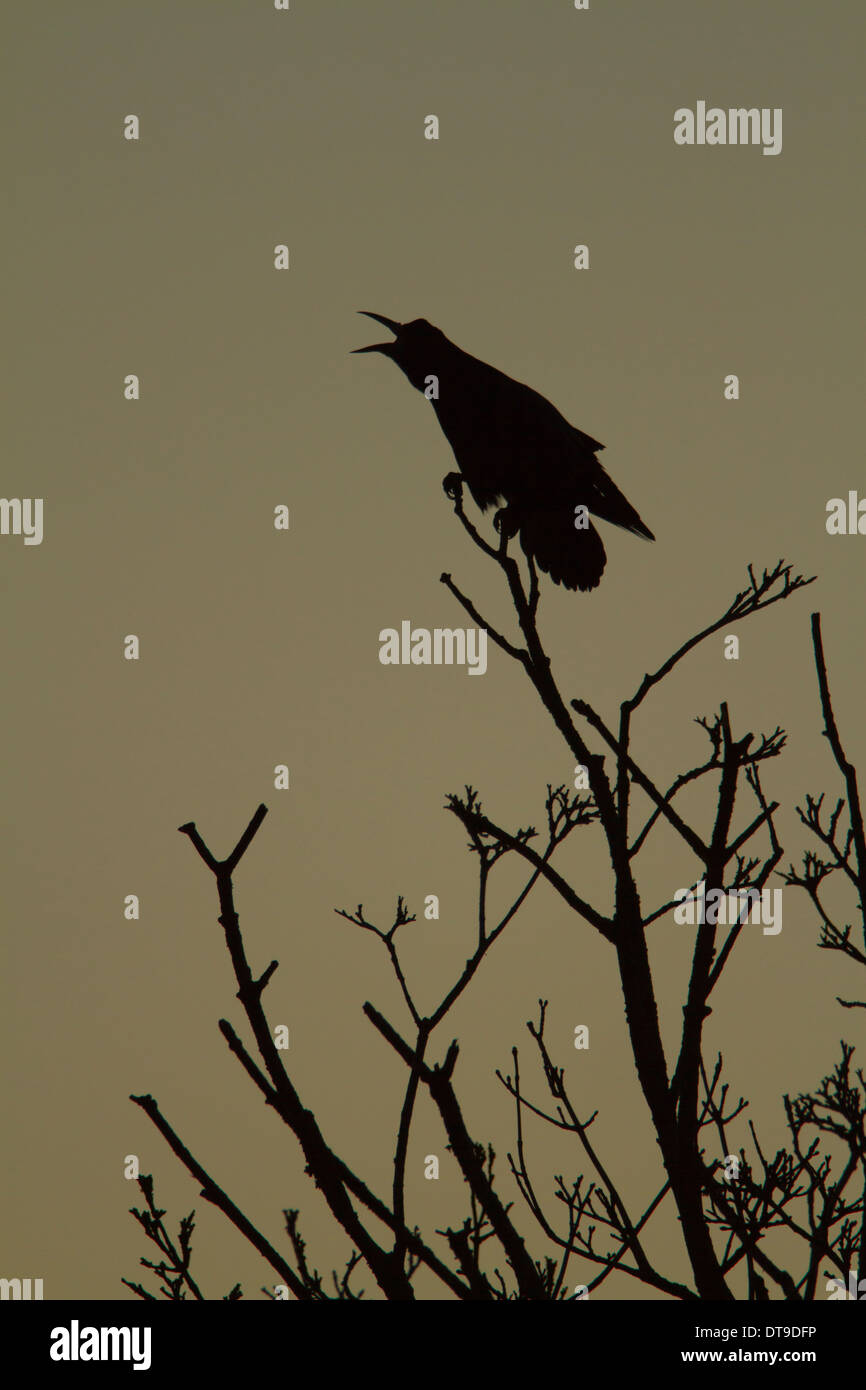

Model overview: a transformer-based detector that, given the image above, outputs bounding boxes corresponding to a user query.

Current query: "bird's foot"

[442,471,464,502]
[493,505,519,539]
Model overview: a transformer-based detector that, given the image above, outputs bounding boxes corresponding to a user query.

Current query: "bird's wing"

[489,367,606,451]
[435,351,652,540]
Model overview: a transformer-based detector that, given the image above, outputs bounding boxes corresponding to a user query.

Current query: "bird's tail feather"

[518,508,607,592]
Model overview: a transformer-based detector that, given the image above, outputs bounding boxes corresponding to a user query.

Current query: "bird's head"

[352,312,447,391]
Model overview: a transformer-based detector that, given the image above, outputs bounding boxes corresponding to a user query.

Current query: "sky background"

[3,0,864,1300]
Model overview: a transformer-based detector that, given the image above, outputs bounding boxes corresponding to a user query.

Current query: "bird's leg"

[442,471,464,502]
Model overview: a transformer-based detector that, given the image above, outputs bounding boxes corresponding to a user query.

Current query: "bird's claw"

[493,506,519,539]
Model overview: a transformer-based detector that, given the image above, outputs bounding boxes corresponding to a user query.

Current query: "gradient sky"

[3,0,864,1300]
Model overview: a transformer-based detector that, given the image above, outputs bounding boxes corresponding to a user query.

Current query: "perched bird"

[353,313,654,591]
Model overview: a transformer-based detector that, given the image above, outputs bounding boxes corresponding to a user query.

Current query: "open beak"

[352,310,402,354]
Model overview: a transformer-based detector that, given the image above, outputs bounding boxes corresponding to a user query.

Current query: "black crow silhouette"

[353,313,654,591]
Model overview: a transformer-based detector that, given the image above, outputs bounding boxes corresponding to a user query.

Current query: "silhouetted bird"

[353,313,654,591]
